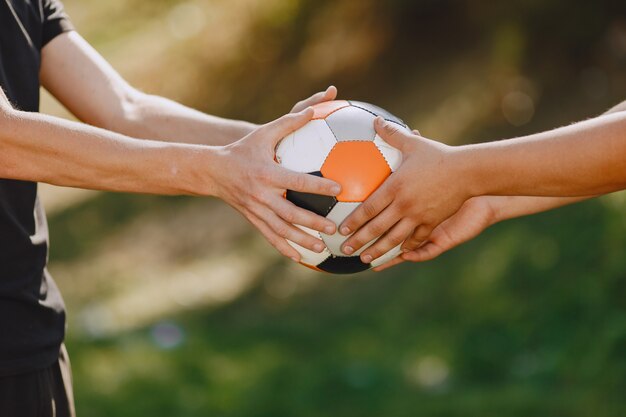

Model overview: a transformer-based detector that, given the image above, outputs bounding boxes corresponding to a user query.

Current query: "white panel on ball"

[276,120,337,173]
[287,226,332,266]
[373,135,403,171]
[321,202,360,255]
[325,106,377,142]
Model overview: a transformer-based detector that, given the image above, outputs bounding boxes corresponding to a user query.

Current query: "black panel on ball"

[286,171,337,217]
[349,101,408,128]
[317,255,371,274]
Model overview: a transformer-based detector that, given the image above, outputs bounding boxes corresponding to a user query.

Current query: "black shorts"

[0,345,75,417]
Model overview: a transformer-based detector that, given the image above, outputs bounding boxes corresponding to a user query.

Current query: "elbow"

[117,89,146,129]
[0,104,17,133]
[0,108,19,179]
[95,88,146,135]
[0,97,15,120]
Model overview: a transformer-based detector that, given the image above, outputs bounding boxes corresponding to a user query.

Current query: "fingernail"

[402,248,410,253]
[343,246,354,255]
[340,226,351,236]
[376,116,386,126]
[291,257,299,263]
[362,254,373,263]
[324,225,335,235]
[314,243,325,253]
[332,185,341,195]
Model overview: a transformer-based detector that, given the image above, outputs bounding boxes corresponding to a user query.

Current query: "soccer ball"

[275,100,409,274]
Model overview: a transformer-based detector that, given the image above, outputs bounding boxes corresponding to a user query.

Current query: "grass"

[61,199,626,416]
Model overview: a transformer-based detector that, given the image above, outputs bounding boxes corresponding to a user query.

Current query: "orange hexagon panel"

[321,142,391,202]
[312,100,350,120]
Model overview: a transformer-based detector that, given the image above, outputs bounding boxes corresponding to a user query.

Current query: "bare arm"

[40,32,334,146]
[0,89,340,259]
[450,99,626,225]
[340,100,626,264]
[0,89,205,194]
[453,100,626,223]
[460,112,626,198]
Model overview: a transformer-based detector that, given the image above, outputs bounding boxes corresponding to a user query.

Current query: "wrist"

[447,144,489,199]
[169,144,227,197]
[482,196,511,224]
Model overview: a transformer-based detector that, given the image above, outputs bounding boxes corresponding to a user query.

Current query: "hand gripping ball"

[275,100,409,274]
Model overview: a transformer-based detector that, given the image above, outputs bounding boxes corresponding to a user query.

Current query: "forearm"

[480,100,625,222]
[110,92,257,146]
[0,107,222,195]
[458,111,626,198]
[488,195,593,223]
[40,32,256,147]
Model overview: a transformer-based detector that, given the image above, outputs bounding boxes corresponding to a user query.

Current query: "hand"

[213,108,342,261]
[339,117,471,264]
[290,86,338,113]
[370,196,499,271]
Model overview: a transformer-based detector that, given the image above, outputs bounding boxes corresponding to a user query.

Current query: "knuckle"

[420,212,436,226]
[368,245,384,258]
[321,180,335,194]
[257,167,273,184]
[389,233,405,247]
[281,113,298,127]
[349,234,365,248]
[253,191,270,205]
[370,223,387,236]
[362,203,378,218]
[300,213,318,229]
[290,174,307,191]
[281,209,296,224]
[404,238,420,250]
[416,227,431,240]
[396,195,411,209]
[385,124,400,136]
[274,224,290,238]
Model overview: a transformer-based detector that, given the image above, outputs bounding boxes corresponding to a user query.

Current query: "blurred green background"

[39,0,626,416]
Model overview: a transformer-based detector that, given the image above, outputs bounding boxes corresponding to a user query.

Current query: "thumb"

[374,117,412,152]
[263,107,314,147]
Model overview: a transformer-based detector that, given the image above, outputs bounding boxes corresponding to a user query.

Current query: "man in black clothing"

[0,1,341,415]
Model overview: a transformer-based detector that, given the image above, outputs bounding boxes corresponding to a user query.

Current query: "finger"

[272,197,337,234]
[412,129,421,135]
[402,242,445,262]
[262,108,315,147]
[374,117,412,151]
[277,168,341,197]
[339,181,394,236]
[412,223,434,244]
[359,218,415,264]
[291,93,323,114]
[341,204,400,255]
[372,256,406,272]
[401,235,424,252]
[258,206,327,253]
[322,85,338,101]
[400,224,434,253]
[401,229,431,252]
[291,86,338,113]
[245,210,301,261]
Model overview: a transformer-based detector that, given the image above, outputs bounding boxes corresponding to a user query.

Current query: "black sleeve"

[41,0,74,47]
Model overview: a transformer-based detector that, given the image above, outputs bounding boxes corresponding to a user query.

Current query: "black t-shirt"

[0,0,73,376]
